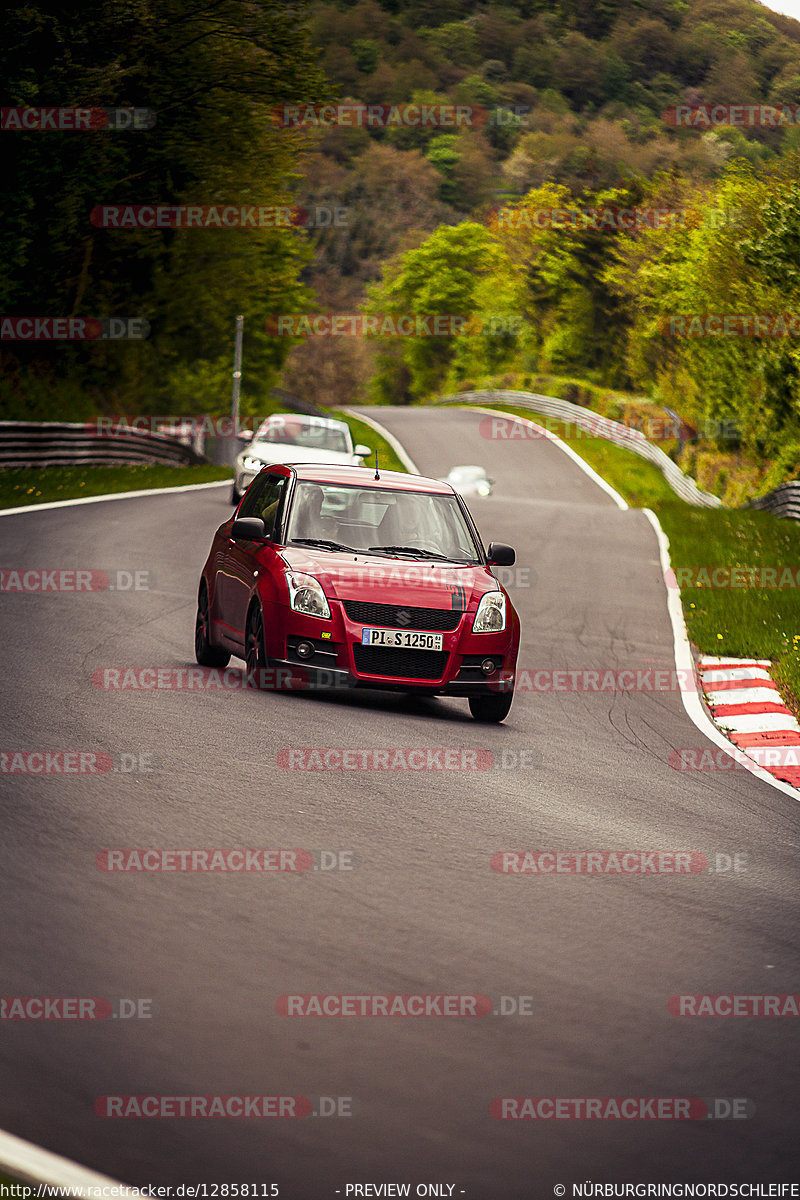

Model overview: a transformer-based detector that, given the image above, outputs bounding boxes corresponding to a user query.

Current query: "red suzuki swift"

[195,464,520,721]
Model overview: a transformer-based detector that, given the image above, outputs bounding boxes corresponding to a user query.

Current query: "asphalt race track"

[1,405,798,1195]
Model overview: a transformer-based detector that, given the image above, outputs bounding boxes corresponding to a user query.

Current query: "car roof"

[288,463,454,493]
[260,412,347,430]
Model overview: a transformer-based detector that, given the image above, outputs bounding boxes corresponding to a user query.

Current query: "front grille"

[352,644,449,681]
[342,599,462,632]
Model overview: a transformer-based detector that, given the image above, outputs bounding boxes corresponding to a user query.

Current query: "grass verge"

[0,463,233,509]
[472,403,800,719]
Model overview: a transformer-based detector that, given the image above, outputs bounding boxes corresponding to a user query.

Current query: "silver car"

[231,414,372,505]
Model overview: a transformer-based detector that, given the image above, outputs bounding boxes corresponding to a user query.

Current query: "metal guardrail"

[749,480,800,522]
[0,421,207,469]
[437,390,723,508]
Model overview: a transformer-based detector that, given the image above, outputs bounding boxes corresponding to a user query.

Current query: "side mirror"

[239,429,254,443]
[231,516,266,540]
[354,444,372,458]
[487,541,515,566]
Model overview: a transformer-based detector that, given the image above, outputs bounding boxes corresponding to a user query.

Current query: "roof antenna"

[374,447,380,480]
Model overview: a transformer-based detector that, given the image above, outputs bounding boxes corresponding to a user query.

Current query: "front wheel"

[469,690,514,723]
[245,604,272,690]
[195,585,230,667]
[230,482,242,506]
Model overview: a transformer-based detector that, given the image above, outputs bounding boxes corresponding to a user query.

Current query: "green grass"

[324,409,409,475]
[0,463,233,509]
[470,402,800,719]
[657,504,800,716]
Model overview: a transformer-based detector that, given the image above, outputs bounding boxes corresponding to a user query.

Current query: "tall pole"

[231,314,244,432]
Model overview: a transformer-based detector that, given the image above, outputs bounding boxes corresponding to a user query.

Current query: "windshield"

[287,482,482,563]
[254,417,349,454]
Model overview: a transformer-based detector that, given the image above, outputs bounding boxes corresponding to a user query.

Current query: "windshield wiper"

[368,544,453,561]
[291,538,358,553]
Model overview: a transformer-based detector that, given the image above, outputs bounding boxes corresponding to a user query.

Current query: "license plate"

[361,627,443,651]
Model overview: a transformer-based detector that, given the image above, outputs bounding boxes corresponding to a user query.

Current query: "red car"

[195,464,520,722]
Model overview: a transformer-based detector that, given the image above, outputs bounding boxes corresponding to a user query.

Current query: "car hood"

[280,547,500,610]
[239,441,356,466]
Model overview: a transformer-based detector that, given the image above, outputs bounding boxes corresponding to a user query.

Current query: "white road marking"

[342,408,421,474]
[716,711,800,734]
[704,687,780,706]
[0,1126,138,1189]
[0,479,231,517]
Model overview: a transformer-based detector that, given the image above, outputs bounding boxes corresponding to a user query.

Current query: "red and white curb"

[698,656,800,789]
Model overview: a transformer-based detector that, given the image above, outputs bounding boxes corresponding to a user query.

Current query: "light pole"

[231,314,244,433]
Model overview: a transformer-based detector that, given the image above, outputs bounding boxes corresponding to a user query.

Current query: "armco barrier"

[0,422,207,469]
[437,390,722,508]
[749,480,800,523]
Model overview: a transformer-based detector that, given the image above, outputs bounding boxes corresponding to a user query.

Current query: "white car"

[442,465,494,498]
[231,414,372,505]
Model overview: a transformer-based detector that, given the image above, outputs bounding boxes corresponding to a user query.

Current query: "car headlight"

[286,572,330,619]
[243,456,264,472]
[473,589,506,633]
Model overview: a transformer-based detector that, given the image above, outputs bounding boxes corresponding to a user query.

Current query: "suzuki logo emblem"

[396,608,411,626]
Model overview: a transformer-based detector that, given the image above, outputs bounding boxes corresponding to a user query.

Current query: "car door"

[226,471,288,645]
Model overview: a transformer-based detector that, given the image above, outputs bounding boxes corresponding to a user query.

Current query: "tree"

[365,222,518,400]
[0,0,331,416]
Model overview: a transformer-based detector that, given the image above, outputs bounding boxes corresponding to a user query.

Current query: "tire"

[230,482,242,506]
[245,604,272,690]
[469,689,514,723]
[195,584,230,668]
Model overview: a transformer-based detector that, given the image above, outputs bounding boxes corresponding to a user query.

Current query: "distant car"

[195,463,520,722]
[231,414,371,505]
[444,465,494,497]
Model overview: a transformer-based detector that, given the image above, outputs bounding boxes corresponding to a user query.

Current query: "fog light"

[481,658,497,675]
[296,641,315,660]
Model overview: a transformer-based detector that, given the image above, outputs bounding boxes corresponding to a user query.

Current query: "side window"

[237,472,271,519]
[239,473,286,538]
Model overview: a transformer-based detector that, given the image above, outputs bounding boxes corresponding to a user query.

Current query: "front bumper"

[264,598,517,696]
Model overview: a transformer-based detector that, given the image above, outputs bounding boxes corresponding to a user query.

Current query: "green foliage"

[366,223,519,401]
[1,0,330,417]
